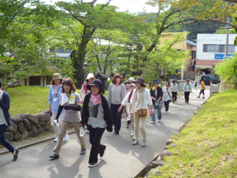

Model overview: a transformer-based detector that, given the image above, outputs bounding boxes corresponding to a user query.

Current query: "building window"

[50,47,71,53]
[191,51,196,59]
[203,44,235,53]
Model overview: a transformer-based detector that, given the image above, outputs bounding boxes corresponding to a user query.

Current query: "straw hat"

[52,73,62,81]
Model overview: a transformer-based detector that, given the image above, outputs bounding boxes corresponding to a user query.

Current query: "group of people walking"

[0,73,206,168]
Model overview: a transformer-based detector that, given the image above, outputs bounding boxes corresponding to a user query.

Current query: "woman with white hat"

[48,73,69,142]
[80,73,95,101]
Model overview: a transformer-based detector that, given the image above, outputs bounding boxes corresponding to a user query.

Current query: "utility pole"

[225,17,230,59]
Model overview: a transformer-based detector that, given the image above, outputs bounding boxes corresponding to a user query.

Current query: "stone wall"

[4,110,53,142]
[218,80,235,92]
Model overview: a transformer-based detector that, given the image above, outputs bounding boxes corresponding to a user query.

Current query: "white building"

[196,34,237,75]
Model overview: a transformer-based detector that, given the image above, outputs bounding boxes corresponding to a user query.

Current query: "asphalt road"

[0,88,209,178]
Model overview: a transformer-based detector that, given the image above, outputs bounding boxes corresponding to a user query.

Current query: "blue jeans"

[151,105,162,121]
[0,124,15,153]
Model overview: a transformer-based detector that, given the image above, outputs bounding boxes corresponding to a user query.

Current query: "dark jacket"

[150,87,163,105]
[81,93,113,132]
[0,92,11,126]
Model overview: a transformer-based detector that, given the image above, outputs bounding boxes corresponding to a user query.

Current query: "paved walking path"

[0,89,209,178]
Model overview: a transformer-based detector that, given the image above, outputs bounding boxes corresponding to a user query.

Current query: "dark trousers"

[110,104,123,134]
[185,92,190,103]
[164,101,170,111]
[88,125,105,164]
[0,124,15,153]
[172,92,177,102]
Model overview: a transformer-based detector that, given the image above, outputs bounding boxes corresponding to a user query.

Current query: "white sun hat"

[86,73,95,80]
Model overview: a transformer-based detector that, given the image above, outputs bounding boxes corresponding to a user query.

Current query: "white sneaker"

[157,120,161,123]
[150,121,155,124]
[132,140,139,145]
[130,131,134,136]
[54,137,58,143]
[165,111,168,114]
[88,163,97,168]
[142,140,146,147]
[64,134,69,141]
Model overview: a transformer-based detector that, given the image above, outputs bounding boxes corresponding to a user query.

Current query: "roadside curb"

[0,130,76,155]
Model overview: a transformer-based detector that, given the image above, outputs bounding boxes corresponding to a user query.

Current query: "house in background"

[158,32,197,80]
[19,66,61,87]
[196,33,237,79]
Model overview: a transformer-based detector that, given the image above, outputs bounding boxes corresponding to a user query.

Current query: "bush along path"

[145,90,237,178]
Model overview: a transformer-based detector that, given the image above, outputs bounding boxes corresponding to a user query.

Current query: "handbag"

[138,109,147,118]
[154,100,163,109]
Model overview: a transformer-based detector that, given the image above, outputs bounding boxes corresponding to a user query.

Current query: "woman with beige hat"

[48,73,69,142]
[80,73,95,101]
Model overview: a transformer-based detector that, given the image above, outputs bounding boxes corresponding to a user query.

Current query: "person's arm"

[121,84,126,101]
[150,88,156,101]
[107,83,112,107]
[119,92,129,112]
[102,96,113,132]
[48,87,53,114]
[0,93,10,111]
[146,90,153,110]
[64,104,82,111]
[80,85,85,101]
[158,88,163,101]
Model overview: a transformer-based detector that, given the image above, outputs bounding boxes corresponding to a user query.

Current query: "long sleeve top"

[0,91,11,126]
[150,87,163,105]
[172,83,179,92]
[130,88,152,113]
[81,93,113,132]
[183,83,192,92]
[48,84,64,114]
[107,83,126,107]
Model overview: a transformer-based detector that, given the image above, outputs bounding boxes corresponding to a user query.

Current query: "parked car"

[201,75,220,85]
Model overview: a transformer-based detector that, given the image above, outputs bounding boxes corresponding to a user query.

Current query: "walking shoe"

[100,145,107,157]
[54,137,58,143]
[86,130,89,134]
[132,140,139,145]
[49,153,59,159]
[13,149,19,161]
[157,120,161,123]
[80,149,86,155]
[165,111,168,114]
[197,96,200,98]
[132,136,136,141]
[64,134,69,141]
[150,121,155,124]
[202,97,205,99]
[88,163,97,168]
[130,131,134,136]
[142,140,146,147]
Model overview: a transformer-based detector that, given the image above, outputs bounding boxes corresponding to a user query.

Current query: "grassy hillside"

[152,90,237,178]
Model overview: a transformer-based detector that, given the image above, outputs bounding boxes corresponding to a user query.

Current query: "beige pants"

[52,112,68,138]
[134,112,147,141]
[130,113,134,131]
[53,120,86,154]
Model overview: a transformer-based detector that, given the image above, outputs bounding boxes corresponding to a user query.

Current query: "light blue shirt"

[48,84,64,114]
[172,83,179,92]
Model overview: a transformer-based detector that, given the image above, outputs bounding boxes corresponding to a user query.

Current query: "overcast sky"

[43,0,157,13]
